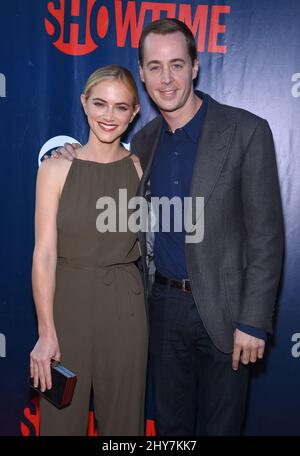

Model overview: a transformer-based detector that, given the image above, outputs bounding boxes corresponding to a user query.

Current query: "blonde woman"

[30,65,148,436]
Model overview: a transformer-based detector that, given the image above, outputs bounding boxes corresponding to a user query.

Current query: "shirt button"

[174,180,179,185]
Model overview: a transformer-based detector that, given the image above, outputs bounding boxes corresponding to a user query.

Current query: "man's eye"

[94,102,104,107]
[118,106,128,111]
[172,64,183,70]
[149,66,160,72]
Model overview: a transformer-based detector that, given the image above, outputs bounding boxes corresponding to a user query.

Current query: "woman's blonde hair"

[83,64,139,106]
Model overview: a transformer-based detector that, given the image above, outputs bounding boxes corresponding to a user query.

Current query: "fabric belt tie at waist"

[103,265,141,321]
[103,265,141,295]
[57,259,141,295]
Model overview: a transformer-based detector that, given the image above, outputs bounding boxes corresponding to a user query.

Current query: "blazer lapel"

[137,116,163,197]
[189,95,236,223]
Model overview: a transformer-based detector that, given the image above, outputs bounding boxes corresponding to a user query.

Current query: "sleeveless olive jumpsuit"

[40,155,148,436]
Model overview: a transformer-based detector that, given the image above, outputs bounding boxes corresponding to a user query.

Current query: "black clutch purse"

[29,360,77,409]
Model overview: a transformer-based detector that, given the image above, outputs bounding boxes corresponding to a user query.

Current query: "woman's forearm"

[32,249,57,338]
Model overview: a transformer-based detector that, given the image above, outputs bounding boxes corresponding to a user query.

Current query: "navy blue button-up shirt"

[151,94,208,280]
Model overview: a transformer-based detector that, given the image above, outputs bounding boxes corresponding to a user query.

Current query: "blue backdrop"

[0,0,299,436]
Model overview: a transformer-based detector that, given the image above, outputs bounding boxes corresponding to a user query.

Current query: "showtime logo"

[45,0,231,56]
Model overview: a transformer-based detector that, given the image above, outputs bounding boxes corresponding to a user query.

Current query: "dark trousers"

[149,280,249,436]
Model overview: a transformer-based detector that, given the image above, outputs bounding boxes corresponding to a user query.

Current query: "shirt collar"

[162,92,208,143]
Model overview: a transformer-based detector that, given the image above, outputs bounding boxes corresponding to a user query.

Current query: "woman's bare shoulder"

[130,154,143,180]
[130,154,140,162]
[130,153,141,164]
[39,156,72,177]
[37,157,73,194]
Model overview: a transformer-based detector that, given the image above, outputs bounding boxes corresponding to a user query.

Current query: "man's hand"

[232,328,265,371]
[44,142,80,161]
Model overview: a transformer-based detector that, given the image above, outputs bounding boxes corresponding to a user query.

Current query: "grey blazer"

[131,92,284,353]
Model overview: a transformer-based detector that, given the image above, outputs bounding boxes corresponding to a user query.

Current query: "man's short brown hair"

[138,18,197,66]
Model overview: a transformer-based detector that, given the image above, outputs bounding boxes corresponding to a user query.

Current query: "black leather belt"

[155,271,192,292]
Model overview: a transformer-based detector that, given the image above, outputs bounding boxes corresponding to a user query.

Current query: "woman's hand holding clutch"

[30,335,61,392]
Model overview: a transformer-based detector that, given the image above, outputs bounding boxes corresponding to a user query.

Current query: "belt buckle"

[182,279,188,292]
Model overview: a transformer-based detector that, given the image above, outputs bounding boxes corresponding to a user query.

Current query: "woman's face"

[81,79,139,145]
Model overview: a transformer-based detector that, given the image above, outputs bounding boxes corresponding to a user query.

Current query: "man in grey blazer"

[130,18,284,436]
[57,18,284,436]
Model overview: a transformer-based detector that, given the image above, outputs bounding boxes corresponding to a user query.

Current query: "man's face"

[139,31,199,114]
